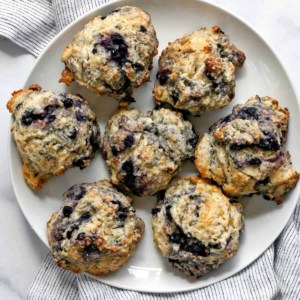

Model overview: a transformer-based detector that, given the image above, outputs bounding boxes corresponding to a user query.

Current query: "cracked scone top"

[47,180,144,275]
[101,108,197,196]
[7,85,100,189]
[60,6,158,103]
[195,96,299,203]
[153,26,246,116]
[152,177,244,278]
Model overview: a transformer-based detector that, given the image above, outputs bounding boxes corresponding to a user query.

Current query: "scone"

[60,6,158,104]
[101,107,197,196]
[153,26,246,116]
[195,96,299,203]
[7,85,100,189]
[47,180,144,275]
[152,177,244,278]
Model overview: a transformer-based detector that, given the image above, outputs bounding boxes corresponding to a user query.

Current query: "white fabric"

[0,0,299,299]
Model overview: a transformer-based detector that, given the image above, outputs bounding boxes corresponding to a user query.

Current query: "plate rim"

[8,0,300,293]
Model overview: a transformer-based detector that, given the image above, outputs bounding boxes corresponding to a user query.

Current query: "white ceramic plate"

[9,0,300,293]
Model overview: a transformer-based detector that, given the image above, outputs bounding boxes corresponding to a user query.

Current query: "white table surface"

[0,0,299,299]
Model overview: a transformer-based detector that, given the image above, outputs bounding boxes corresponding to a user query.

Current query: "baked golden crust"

[195,96,299,203]
[7,85,100,189]
[60,6,158,101]
[152,177,244,278]
[153,26,245,116]
[47,180,144,275]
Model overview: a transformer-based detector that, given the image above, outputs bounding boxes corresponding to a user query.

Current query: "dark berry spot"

[89,133,99,152]
[116,77,131,95]
[171,91,179,104]
[132,62,144,72]
[206,72,215,81]
[73,158,87,170]
[111,200,129,221]
[66,231,72,239]
[66,185,87,201]
[263,194,271,200]
[169,232,209,256]
[151,207,161,215]
[254,177,269,190]
[62,206,73,217]
[258,135,280,151]
[68,128,77,139]
[101,16,106,20]
[76,232,86,240]
[248,157,262,165]
[124,135,134,148]
[238,106,258,120]
[92,48,98,54]
[21,110,34,126]
[47,115,56,123]
[99,33,128,66]
[62,98,74,108]
[156,69,171,85]
[83,244,101,259]
[140,25,147,33]
[230,143,248,151]
[208,243,222,249]
[187,129,198,150]
[122,159,135,181]
[112,146,119,156]
[79,212,91,222]
[75,110,86,122]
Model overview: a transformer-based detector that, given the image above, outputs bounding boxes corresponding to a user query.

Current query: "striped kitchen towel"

[1,0,299,299]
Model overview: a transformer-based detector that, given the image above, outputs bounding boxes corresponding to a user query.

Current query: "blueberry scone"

[47,180,144,275]
[195,96,299,203]
[152,177,244,278]
[101,108,197,196]
[153,26,246,116]
[7,85,100,189]
[60,6,158,104]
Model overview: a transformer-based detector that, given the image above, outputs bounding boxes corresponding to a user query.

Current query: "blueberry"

[230,143,247,151]
[100,16,106,20]
[89,133,99,152]
[206,72,215,81]
[116,77,131,95]
[112,146,119,156]
[124,135,134,148]
[62,206,73,217]
[76,232,85,240]
[187,129,198,150]
[83,244,100,259]
[171,91,179,104]
[47,115,56,123]
[99,33,128,66]
[248,157,262,165]
[170,233,183,244]
[21,110,34,126]
[68,128,77,139]
[111,200,129,221]
[156,69,171,85]
[208,243,222,249]
[254,177,269,190]
[75,110,86,122]
[140,25,147,33]
[73,158,87,170]
[67,185,87,201]
[62,98,74,108]
[151,207,161,215]
[79,212,91,222]
[238,106,258,120]
[121,159,135,188]
[92,48,97,54]
[66,231,72,239]
[132,62,144,72]
[258,135,280,151]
